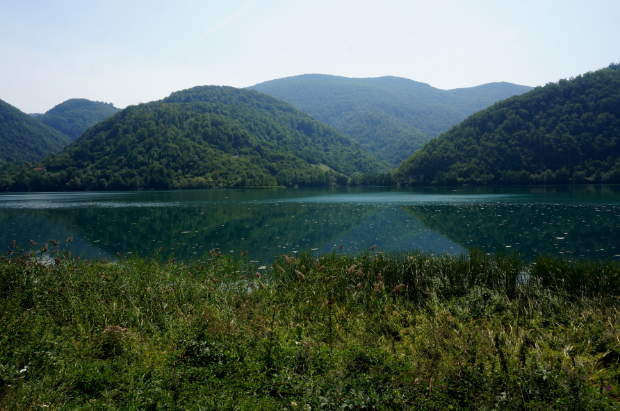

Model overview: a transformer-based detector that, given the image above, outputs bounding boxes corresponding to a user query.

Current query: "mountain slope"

[0,98,71,165]
[0,86,387,192]
[36,99,120,141]
[250,74,532,167]
[394,63,620,185]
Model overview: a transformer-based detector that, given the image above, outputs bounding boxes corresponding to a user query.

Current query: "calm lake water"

[2,186,620,263]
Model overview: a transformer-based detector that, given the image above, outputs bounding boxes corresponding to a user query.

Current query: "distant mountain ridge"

[394,63,620,185]
[0,86,386,192]
[250,74,532,167]
[36,98,120,141]
[0,98,71,165]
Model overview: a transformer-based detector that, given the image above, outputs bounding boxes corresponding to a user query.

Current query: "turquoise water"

[2,185,620,262]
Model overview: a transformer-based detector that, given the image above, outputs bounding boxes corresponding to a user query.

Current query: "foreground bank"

[2,243,620,409]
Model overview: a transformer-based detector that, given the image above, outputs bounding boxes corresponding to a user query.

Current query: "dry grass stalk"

[393,284,406,293]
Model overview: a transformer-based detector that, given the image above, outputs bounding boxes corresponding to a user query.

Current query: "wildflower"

[393,284,406,293]
[357,282,362,289]
[356,269,363,277]
[295,270,305,280]
[54,257,62,265]
[30,239,37,247]
[373,255,378,262]
[41,244,48,253]
[284,255,292,264]
[256,272,261,278]
[370,244,377,250]
[210,275,218,284]
[347,264,356,275]
[239,275,246,280]
[116,252,120,257]
[274,264,285,273]
[10,240,15,248]
[242,250,248,256]
[50,239,59,246]
[66,236,73,244]
[339,245,344,250]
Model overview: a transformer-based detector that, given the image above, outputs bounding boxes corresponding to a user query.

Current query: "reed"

[1,241,619,409]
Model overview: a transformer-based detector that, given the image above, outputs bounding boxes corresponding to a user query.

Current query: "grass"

[1,239,620,409]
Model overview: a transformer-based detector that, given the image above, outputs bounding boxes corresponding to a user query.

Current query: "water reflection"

[1,186,619,262]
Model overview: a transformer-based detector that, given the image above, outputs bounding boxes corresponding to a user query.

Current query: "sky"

[1,0,619,113]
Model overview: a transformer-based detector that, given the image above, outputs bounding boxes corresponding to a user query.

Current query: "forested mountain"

[36,99,120,141]
[0,98,71,165]
[394,63,620,185]
[0,86,387,192]
[250,75,531,167]
[333,111,428,167]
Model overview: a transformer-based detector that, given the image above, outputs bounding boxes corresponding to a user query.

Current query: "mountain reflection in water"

[1,186,619,263]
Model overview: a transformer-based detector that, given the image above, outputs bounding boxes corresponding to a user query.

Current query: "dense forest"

[36,99,120,141]
[333,111,428,166]
[0,98,70,165]
[395,63,620,185]
[251,75,531,167]
[0,86,387,192]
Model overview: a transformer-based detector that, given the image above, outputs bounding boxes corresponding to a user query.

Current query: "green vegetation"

[395,63,620,186]
[334,111,428,167]
[251,74,531,167]
[0,98,70,165]
[2,242,620,409]
[0,86,387,192]
[36,99,120,141]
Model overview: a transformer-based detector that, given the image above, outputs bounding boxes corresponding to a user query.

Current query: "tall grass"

[1,241,620,409]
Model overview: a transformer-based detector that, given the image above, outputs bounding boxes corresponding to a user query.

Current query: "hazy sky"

[1,0,618,113]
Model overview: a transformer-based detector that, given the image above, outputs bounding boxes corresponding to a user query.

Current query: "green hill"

[36,99,120,141]
[250,75,531,167]
[0,86,387,192]
[0,98,71,165]
[395,63,620,185]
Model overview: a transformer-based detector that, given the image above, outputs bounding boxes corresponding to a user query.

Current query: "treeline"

[395,63,620,186]
[0,87,385,192]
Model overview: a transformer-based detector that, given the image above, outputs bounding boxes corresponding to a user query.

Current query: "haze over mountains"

[395,63,620,185]
[250,75,532,166]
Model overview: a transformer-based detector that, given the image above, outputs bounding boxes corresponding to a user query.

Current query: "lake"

[2,185,620,263]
